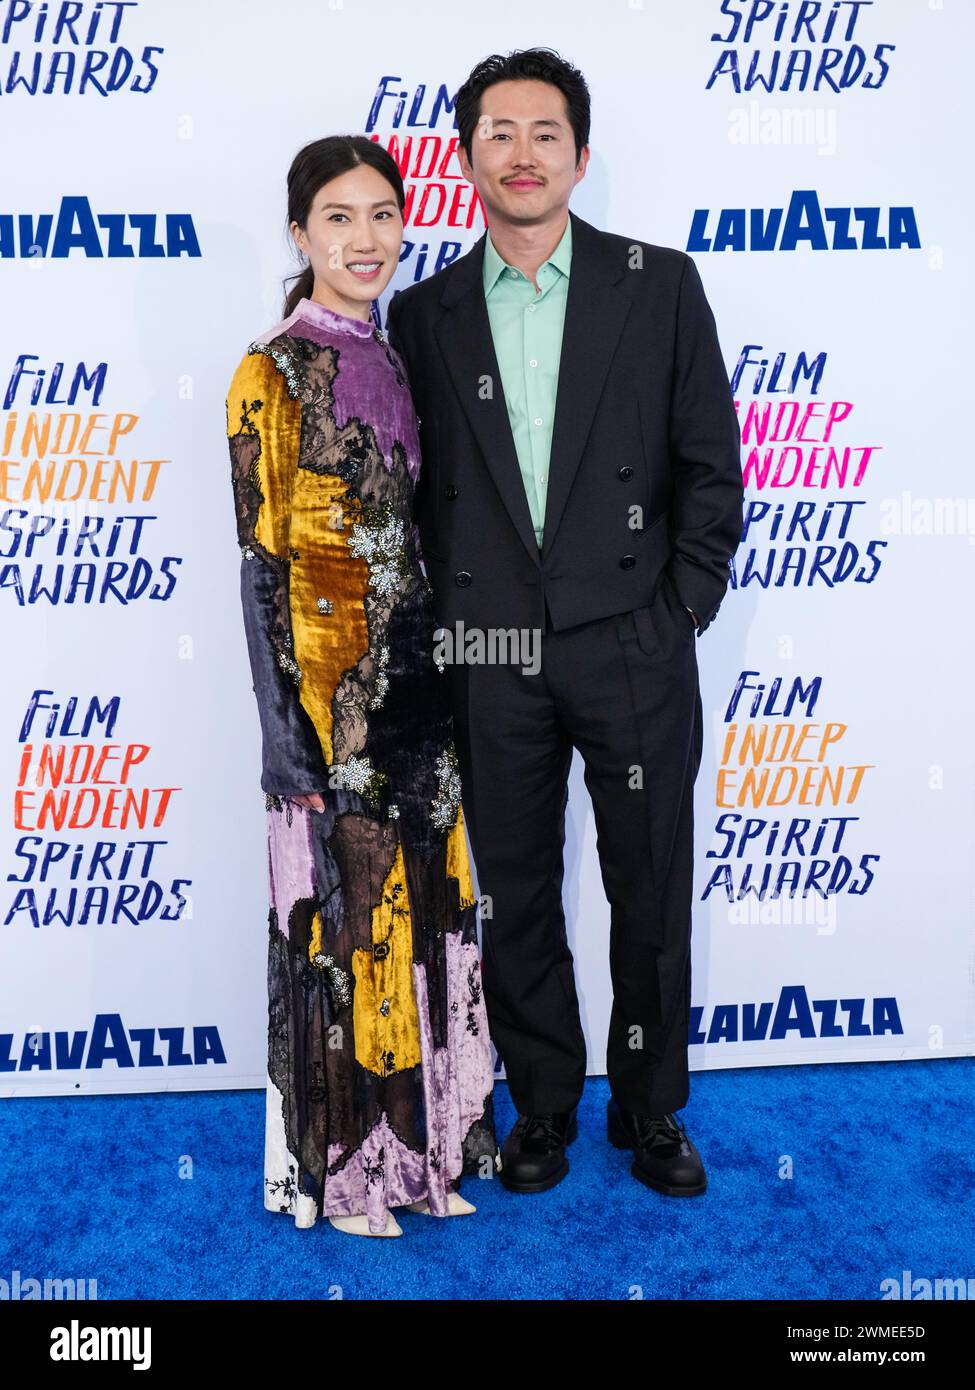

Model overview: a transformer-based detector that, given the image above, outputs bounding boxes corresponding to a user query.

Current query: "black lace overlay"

[228,309,499,1228]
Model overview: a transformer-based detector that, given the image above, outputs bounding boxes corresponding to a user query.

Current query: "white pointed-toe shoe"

[328,1211,403,1237]
[403,1191,476,1216]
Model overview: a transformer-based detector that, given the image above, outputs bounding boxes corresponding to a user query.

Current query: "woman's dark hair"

[454,48,591,167]
[282,135,406,317]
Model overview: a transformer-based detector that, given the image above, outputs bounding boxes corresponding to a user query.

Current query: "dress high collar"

[295,296,378,339]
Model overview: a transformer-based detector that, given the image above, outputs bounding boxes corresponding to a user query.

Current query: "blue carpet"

[2,1059,972,1300]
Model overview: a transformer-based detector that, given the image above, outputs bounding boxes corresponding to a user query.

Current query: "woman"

[225,136,498,1238]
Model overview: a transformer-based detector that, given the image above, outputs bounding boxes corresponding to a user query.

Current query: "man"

[386,48,743,1197]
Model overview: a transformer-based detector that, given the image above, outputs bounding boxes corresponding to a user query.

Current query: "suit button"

[617,465,634,480]
[443,485,458,499]
[620,555,636,570]
[454,571,472,587]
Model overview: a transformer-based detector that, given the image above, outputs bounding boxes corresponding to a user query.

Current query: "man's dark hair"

[454,48,591,166]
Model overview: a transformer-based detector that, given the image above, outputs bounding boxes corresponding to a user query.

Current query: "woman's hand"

[290,793,325,813]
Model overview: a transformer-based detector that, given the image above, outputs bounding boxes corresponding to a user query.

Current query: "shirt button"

[534,417,543,426]
[529,358,538,367]
[540,473,548,484]
[528,304,536,313]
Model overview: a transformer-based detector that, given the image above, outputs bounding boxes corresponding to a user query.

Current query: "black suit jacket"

[385,208,743,636]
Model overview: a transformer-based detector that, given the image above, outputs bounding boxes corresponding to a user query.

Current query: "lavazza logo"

[687,189,920,252]
[0,196,201,258]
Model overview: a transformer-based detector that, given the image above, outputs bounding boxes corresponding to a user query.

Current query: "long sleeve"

[226,345,332,797]
[666,254,744,634]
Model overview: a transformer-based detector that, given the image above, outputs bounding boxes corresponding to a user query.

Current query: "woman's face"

[292,163,403,318]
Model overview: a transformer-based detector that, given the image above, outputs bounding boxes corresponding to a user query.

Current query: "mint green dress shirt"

[482,215,572,549]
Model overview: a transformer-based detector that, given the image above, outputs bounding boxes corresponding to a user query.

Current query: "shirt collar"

[482,213,572,295]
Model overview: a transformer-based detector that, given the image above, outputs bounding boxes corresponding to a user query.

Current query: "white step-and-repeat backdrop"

[2,0,972,1095]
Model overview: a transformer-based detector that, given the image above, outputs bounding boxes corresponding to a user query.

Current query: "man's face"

[459,78,588,227]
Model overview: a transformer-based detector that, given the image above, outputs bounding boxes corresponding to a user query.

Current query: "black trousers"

[445,571,704,1118]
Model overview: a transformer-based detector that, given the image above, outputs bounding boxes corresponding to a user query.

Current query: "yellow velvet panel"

[289,476,370,765]
[308,905,323,961]
[226,348,373,767]
[226,349,302,562]
[351,841,421,1077]
[446,802,476,909]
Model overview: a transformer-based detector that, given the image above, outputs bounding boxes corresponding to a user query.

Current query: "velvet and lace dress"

[225,295,498,1233]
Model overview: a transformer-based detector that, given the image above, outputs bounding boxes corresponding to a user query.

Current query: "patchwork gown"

[225,295,498,1233]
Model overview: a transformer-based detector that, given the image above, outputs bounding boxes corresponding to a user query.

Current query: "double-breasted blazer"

[385,208,743,637]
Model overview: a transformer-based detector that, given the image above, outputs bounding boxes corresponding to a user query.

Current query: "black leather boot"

[500,1110,578,1193]
[607,1098,707,1196]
